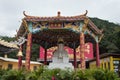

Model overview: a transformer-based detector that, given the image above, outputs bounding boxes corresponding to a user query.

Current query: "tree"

[90,17,120,53]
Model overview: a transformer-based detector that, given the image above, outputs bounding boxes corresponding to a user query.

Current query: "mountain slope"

[90,17,120,53]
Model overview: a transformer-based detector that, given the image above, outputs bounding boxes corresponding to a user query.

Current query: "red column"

[80,32,85,69]
[25,33,32,70]
[17,45,23,69]
[73,48,77,68]
[18,56,22,69]
[96,42,100,67]
[44,48,47,65]
[39,46,41,60]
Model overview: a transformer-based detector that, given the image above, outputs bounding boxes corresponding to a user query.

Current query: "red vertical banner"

[80,32,85,69]
[84,43,93,60]
[39,46,45,59]
[25,33,32,70]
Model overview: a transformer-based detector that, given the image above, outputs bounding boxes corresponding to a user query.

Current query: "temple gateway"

[17,10,103,70]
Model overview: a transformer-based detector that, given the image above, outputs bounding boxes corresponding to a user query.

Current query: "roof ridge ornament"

[57,11,61,17]
[82,10,88,16]
[23,11,29,17]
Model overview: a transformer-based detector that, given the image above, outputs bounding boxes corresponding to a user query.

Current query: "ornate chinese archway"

[17,10,103,70]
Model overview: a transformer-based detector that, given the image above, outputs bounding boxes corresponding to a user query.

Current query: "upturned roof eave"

[22,14,102,35]
[88,20,103,35]
[17,11,103,37]
[22,10,88,22]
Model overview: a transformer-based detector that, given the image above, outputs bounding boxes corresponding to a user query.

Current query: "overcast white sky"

[0,0,120,37]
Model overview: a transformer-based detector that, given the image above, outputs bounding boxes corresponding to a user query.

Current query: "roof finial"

[57,11,61,17]
[83,10,88,16]
[58,37,64,44]
[23,11,28,17]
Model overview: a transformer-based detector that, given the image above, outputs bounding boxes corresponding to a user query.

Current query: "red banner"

[39,42,93,60]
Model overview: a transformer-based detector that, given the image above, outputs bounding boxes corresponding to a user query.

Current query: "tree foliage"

[0,67,120,80]
[90,17,120,53]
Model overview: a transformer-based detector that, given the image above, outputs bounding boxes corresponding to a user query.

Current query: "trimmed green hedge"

[0,67,120,80]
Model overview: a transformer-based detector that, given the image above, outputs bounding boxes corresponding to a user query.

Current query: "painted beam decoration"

[39,42,93,60]
[27,21,98,45]
[28,22,49,34]
[27,21,81,34]
[27,20,99,44]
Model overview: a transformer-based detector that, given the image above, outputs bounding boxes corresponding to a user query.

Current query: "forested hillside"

[90,18,120,53]
[0,18,120,60]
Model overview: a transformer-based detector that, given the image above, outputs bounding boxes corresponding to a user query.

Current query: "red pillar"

[18,56,22,69]
[44,48,47,65]
[80,32,85,69]
[96,42,100,67]
[73,48,77,68]
[17,45,23,69]
[25,33,32,70]
[39,46,41,60]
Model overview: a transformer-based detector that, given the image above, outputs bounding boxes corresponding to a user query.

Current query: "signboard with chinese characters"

[49,23,62,29]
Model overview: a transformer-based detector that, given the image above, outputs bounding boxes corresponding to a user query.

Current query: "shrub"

[92,68,120,80]
[0,69,7,79]
[72,69,92,80]
[104,69,119,80]
[93,69,105,80]
[1,69,25,80]
[0,67,120,80]
[55,68,73,80]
